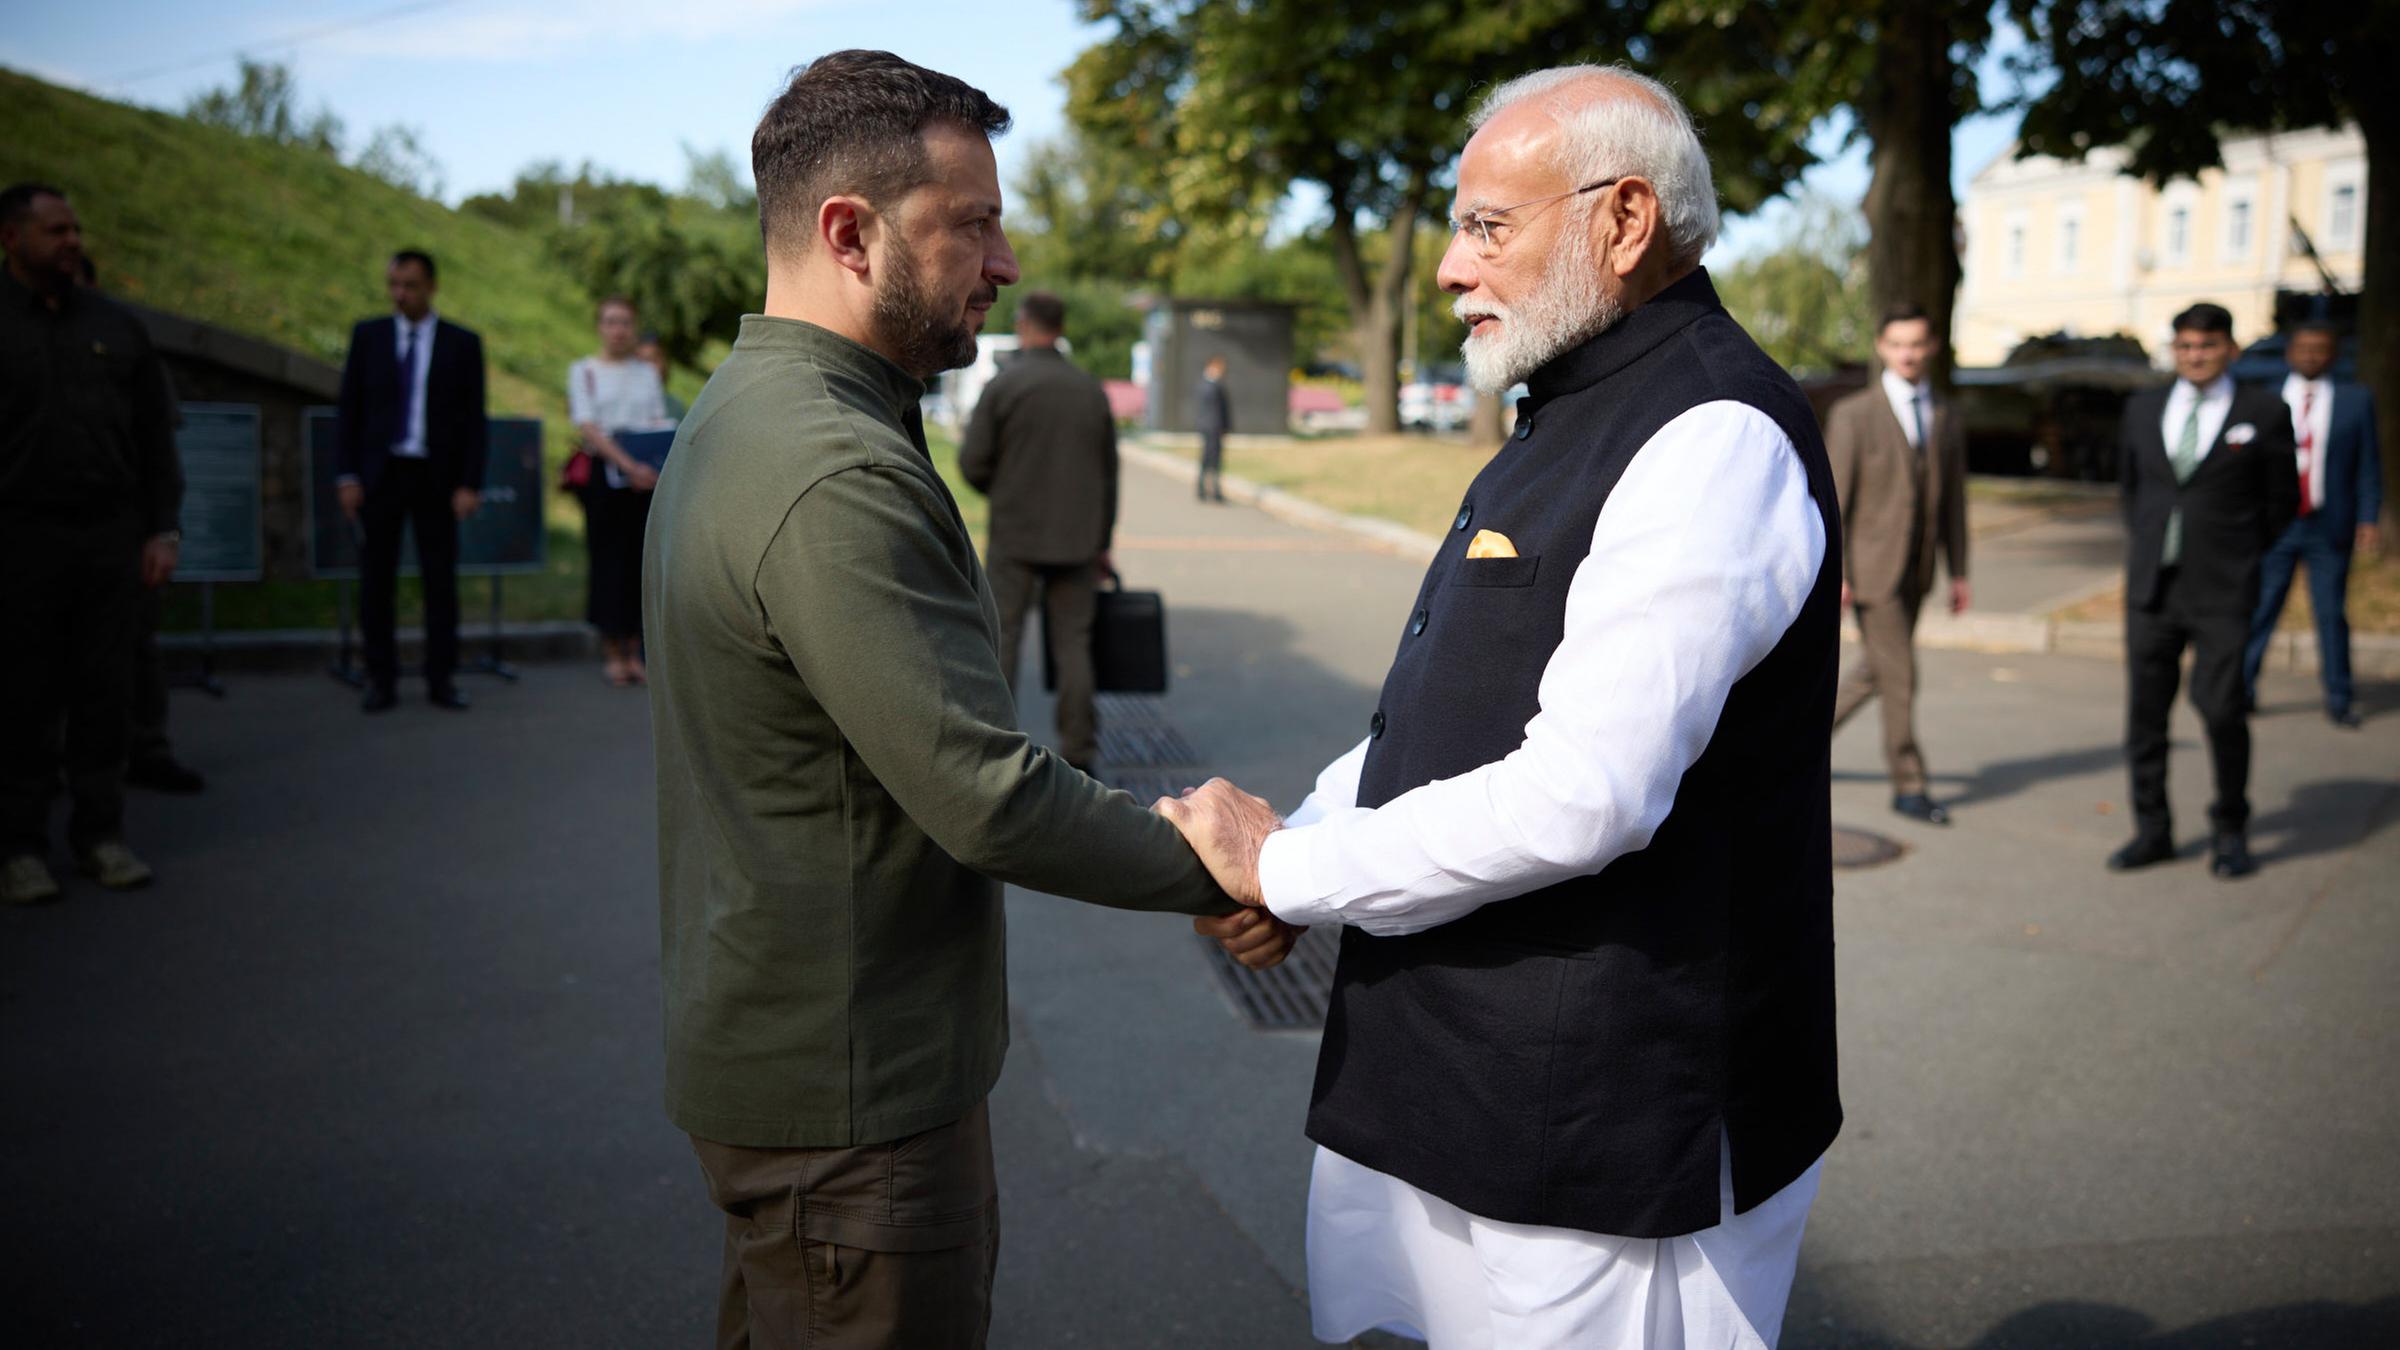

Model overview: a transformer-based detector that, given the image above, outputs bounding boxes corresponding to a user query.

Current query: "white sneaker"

[3,854,62,905]
[78,841,154,890]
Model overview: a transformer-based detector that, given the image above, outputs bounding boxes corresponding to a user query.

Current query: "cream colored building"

[1954,126,2366,367]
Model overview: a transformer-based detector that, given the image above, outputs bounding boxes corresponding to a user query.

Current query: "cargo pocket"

[797,1102,999,1345]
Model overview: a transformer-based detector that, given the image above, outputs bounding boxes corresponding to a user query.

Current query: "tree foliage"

[1712,194,1873,377]
[184,58,344,157]
[353,123,444,200]
[546,199,760,373]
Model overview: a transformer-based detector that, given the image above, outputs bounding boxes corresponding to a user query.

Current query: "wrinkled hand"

[452,487,480,521]
[1153,777,1279,907]
[141,534,179,587]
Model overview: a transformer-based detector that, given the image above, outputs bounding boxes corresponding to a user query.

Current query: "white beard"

[1456,229,1622,394]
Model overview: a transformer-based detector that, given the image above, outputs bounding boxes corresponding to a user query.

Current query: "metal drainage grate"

[1200,924,1340,1030]
[1832,825,1906,869]
[1095,694,1200,767]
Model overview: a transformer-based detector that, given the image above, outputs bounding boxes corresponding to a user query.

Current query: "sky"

[12,0,2027,265]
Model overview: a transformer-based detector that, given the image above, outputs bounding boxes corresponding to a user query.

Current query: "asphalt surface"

[4,456,2395,1348]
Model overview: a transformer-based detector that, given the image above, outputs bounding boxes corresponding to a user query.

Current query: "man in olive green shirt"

[644,52,1295,1347]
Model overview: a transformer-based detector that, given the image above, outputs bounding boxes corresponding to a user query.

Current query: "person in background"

[1824,302,1971,825]
[960,289,1117,771]
[634,331,687,420]
[569,295,668,687]
[1,183,182,903]
[334,248,488,713]
[2109,302,2296,880]
[1194,353,1229,502]
[2242,321,2382,728]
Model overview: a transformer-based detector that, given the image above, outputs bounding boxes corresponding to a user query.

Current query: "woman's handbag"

[561,362,600,492]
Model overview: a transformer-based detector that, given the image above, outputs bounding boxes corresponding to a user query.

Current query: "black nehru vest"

[1303,269,1843,1239]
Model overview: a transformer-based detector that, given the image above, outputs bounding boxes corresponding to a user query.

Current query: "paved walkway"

[4,455,2395,1347]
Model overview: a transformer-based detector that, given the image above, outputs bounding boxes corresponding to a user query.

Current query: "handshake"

[1152,779,1305,972]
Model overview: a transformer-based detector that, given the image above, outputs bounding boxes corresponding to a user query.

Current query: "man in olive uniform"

[643,52,1296,1347]
[961,289,1117,770]
[0,184,182,903]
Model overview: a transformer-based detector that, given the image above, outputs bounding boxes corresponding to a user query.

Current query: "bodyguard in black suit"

[2110,304,2297,879]
[335,249,487,712]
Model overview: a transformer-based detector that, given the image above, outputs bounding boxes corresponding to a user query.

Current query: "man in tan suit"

[1825,303,1970,824]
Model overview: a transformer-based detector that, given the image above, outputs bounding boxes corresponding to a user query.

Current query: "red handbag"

[561,362,598,492]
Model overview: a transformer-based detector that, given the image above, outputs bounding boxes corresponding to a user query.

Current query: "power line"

[98,0,467,88]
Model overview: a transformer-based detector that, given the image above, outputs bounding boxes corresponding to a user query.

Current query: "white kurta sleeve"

[1257,400,1826,936]
[1279,736,1371,830]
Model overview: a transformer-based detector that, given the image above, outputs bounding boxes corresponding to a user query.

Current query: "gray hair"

[1470,65,1720,269]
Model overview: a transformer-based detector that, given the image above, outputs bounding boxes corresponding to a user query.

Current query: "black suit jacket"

[2118,381,2298,614]
[335,315,489,494]
[958,347,1118,566]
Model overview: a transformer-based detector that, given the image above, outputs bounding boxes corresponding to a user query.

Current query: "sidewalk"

[1123,435,2400,678]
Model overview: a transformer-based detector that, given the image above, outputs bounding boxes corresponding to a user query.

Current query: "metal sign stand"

[328,577,366,687]
[168,581,230,697]
[463,576,519,682]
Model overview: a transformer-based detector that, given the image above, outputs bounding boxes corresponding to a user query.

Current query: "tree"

[549,200,761,373]
[2008,0,2400,529]
[353,124,444,199]
[1067,2,1828,436]
[1713,193,1874,377]
[185,58,344,156]
[1661,1,1995,389]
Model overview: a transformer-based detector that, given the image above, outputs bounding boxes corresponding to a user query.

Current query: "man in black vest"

[334,249,488,712]
[960,290,1117,770]
[2108,303,2296,879]
[1166,66,1841,1345]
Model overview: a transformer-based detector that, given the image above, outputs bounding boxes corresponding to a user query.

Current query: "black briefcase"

[1044,572,1168,694]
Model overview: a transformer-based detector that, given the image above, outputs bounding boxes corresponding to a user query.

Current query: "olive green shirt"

[646,315,1231,1148]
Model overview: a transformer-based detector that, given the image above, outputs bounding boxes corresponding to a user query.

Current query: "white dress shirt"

[1259,399,1825,935]
[1880,367,1931,448]
[2283,372,2333,511]
[568,355,671,489]
[1259,399,1829,1347]
[392,311,438,459]
[2159,373,2234,468]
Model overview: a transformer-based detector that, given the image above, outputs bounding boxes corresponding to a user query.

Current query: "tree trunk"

[1468,389,1505,446]
[1858,3,1962,388]
[2359,111,2400,534]
[1325,173,1431,435]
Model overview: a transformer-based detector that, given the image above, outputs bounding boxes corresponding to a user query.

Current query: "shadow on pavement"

[2250,778,2400,865]
[1786,1294,2400,1350]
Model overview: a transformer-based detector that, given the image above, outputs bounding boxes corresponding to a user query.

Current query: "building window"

[2329,181,2360,251]
[2058,213,2081,272]
[2165,204,2191,265]
[2007,219,2026,277]
[2225,197,2252,258]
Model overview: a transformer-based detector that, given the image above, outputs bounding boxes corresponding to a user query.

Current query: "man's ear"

[819,197,873,279]
[1603,178,1662,279]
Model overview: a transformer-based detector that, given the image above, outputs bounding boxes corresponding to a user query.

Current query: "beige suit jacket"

[1825,382,1969,603]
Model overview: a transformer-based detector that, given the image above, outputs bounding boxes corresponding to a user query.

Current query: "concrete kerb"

[1116,436,2400,678]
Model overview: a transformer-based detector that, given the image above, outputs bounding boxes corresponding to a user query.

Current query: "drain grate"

[1096,694,1200,767]
[1832,825,1905,869]
[1200,924,1340,1030]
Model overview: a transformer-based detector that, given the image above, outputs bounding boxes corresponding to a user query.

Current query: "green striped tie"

[2163,400,2202,567]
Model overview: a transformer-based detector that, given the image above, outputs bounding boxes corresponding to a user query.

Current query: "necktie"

[2297,384,2316,516]
[2163,396,2202,567]
[1912,392,1929,453]
[396,322,419,450]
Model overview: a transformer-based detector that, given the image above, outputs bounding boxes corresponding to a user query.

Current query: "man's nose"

[988,227,1020,288]
[1435,232,1478,296]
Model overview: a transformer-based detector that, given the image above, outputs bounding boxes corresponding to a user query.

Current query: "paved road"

[4,455,2395,1347]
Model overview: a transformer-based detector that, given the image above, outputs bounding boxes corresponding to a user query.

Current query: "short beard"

[1456,217,1622,394]
[870,235,983,378]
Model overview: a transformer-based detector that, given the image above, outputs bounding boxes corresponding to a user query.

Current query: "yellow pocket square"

[1466,529,1518,560]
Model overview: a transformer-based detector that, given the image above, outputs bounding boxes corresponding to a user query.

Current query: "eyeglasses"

[1448,178,1622,258]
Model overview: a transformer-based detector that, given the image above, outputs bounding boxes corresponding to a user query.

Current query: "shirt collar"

[1525,267,1725,406]
[2175,372,2232,403]
[733,314,924,416]
[1879,368,1928,403]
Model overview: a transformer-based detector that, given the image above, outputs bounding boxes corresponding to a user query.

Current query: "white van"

[940,333,1073,434]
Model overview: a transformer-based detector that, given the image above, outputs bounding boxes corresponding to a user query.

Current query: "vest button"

[1410,609,1427,636]
[1514,416,1533,440]
[1454,504,1473,532]
[1370,710,1386,738]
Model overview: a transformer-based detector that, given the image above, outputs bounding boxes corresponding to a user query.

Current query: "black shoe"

[2241,691,2257,715]
[125,756,206,794]
[362,685,399,714]
[2208,831,2257,879]
[2108,835,2176,871]
[1892,793,1950,825]
[428,685,470,711]
[2329,708,2362,730]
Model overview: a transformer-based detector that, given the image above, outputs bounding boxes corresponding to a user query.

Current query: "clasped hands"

[1153,779,1303,971]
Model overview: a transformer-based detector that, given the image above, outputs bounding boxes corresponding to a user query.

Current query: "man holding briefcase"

[961,289,1117,771]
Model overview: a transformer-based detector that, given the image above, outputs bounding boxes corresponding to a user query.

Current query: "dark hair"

[390,248,438,282]
[1017,290,1065,334]
[751,50,1010,255]
[0,181,66,227]
[596,294,637,321]
[2288,319,2339,341]
[1877,303,1930,335]
[2170,302,2233,336]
